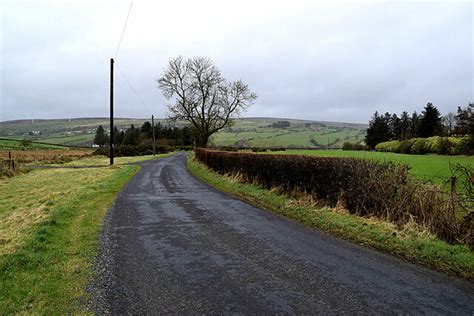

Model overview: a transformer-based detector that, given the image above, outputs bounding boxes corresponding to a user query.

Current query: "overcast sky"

[1,0,472,123]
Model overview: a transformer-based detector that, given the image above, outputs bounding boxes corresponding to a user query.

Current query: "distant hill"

[0,117,367,148]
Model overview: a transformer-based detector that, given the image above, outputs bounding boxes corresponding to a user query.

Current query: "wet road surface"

[94,152,474,314]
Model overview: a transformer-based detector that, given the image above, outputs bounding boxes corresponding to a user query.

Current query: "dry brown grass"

[0,149,93,165]
[0,167,111,255]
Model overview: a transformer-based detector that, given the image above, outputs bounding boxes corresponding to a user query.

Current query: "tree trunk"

[198,134,210,148]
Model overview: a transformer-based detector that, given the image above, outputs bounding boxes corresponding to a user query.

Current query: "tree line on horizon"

[93,122,196,148]
[365,103,473,149]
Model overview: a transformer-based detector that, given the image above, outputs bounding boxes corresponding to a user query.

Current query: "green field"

[0,154,170,314]
[1,117,367,148]
[0,139,65,150]
[270,150,474,184]
[211,118,366,148]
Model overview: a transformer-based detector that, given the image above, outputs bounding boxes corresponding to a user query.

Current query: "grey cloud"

[1,0,472,123]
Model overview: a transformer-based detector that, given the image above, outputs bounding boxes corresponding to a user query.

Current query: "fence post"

[449,176,457,240]
[7,151,12,170]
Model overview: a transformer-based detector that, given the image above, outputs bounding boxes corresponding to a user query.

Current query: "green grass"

[272,150,474,184]
[211,119,366,148]
[2,117,367,147]
[187,155,474,280]
[37,134,95,146]
[0,139,65,150]
[0,154,169,314]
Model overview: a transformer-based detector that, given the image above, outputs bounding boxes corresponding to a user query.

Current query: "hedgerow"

[342,142,368,151]
[195,149,470,246]
[374,140,401,153]
[94,144,174,157]
[375,136,471,155]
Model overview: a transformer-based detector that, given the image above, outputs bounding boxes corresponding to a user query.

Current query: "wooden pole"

[152,115,156,156]
[110,58,114,165]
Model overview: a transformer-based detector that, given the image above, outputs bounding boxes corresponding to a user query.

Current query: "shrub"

[410,138,427,154]
[342,142,368,151]
[93,144,173,157]
[424,136,444,154]
[354,143,368,151]
[438,137,454,155]
[195,149,461,244]
[376,137,471,155]
[218,146,239,152]
[450,137,471,155]
[251,147,268,152]
[399,139,417,154]
[175,145,194,151]
[375,140,401,153]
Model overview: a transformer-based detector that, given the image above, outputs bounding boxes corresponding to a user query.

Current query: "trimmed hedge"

[375,136,471,155]
[195,149,464,244]
[342,142,369,151]
[94,144,174,157]
[373,140,400,153]
[214,147,287,152]
[195,148,407,214]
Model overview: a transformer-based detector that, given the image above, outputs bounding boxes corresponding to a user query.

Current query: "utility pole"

[110,58,114,165]
[152,114,156,156]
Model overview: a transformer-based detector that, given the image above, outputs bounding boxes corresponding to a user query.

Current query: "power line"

[115,63,153,115]
[114,0,133,59]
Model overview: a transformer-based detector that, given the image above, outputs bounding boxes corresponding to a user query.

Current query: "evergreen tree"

[365,111,391,148]
[116,130,125,145]
[154,122,163,139]
[453,104,472,135]
[468,103,474,150]
[123,124,140,145]
[181,127,193,145]
[418,103,443,137]
[410,111,420,138]
[141,122,153,138]
[399,111,411,139]
[93,125,109,147]
[390,113,402,140]
[453,103,474,150]
[113,127,120,145]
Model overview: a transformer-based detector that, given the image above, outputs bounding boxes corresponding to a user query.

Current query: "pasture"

[1,117,367,148]
[270,149,474,184]
[0,149,94,165]
[0,139,65,150]
[0,153,170,314]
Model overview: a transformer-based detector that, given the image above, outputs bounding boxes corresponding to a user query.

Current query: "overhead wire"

[116,63,154,115]
[112,0,154,117]
[114,0,134,59]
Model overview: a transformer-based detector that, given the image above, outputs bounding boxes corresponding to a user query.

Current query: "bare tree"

[157,56,257,147]
[443,112,456,135]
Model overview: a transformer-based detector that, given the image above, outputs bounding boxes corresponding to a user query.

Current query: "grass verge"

[187,155,474,280]
[0,154,169,314]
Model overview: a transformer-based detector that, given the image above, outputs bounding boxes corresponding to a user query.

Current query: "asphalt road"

[92,152,474,314]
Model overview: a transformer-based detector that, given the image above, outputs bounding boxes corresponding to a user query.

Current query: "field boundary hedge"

[93,145,193,157]
[375,136,472,155]
[195,148,471,246]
